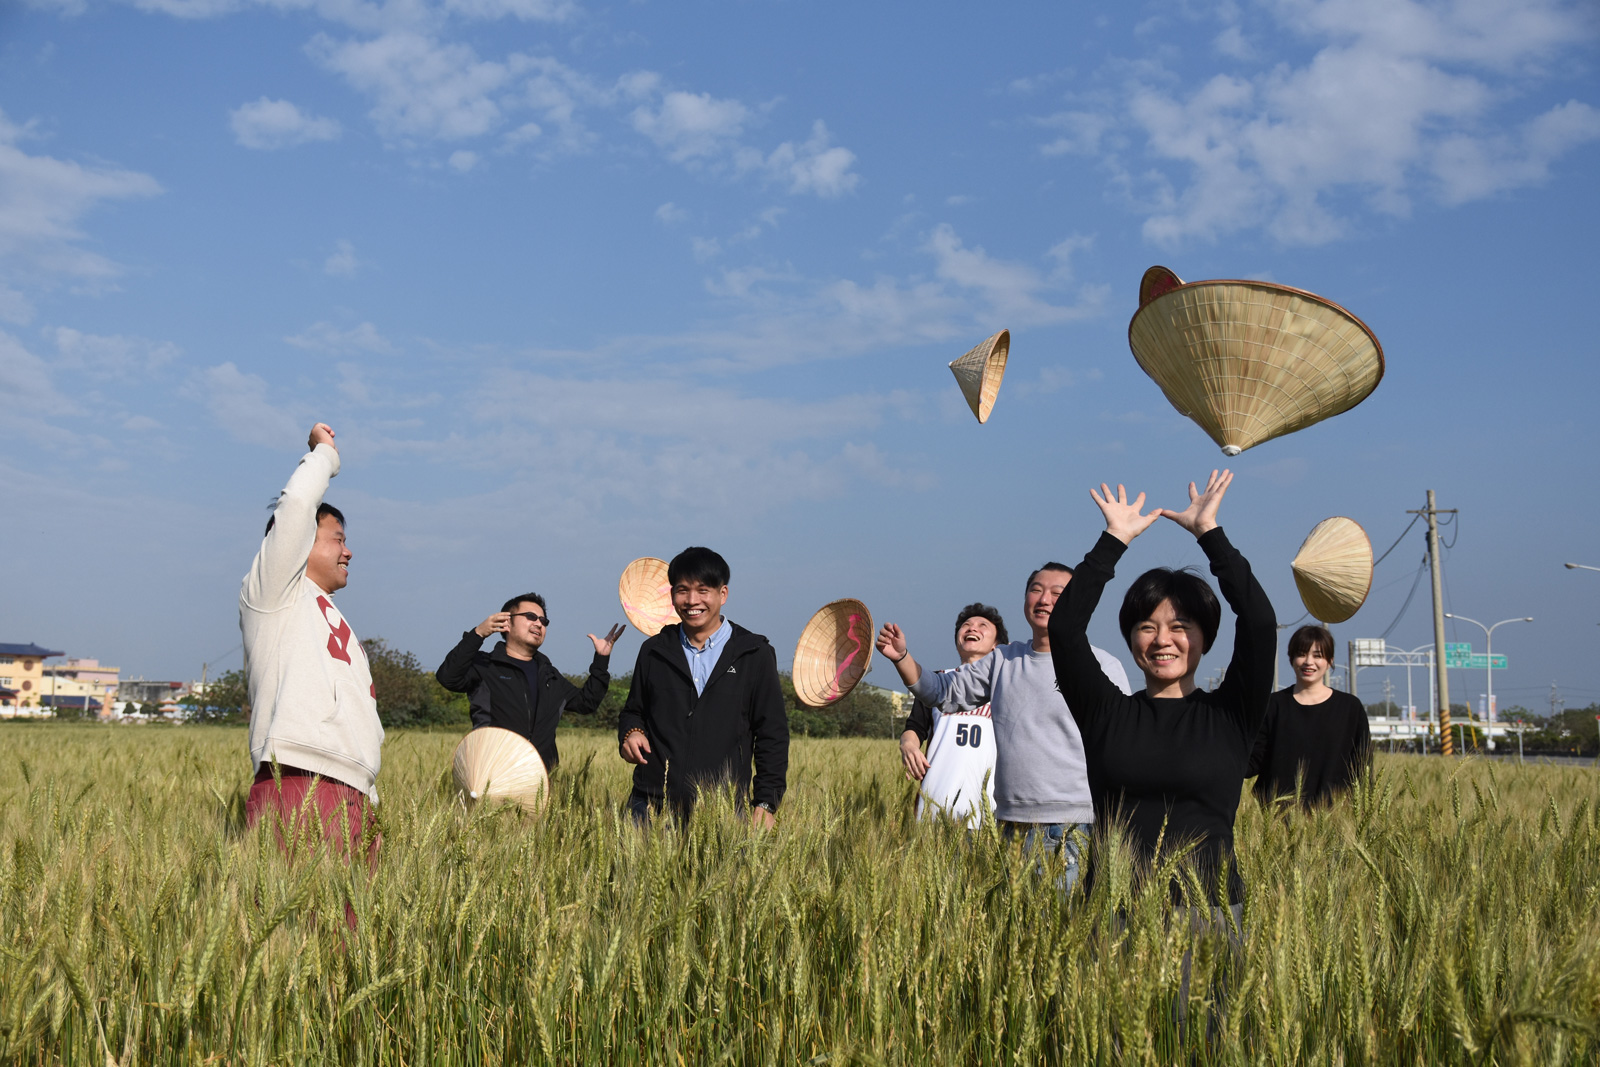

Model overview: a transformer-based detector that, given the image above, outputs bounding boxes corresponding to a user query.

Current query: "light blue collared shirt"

[680,618,733,695]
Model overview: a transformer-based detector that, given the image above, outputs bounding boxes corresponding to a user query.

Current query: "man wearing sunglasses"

[436,593,625,773]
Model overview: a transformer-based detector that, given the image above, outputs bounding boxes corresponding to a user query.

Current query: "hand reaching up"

[308,423,337,453]
[589,623,627,657]
[1159,469,1232,538]
[1092,484,1161,545]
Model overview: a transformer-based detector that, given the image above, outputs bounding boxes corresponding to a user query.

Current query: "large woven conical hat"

[452,726,549,813]
[948,329,1009,424]
[618,557,676,637]
[1291,517,1373,624]
[1128,271,1384,455]
[793,598,874,708]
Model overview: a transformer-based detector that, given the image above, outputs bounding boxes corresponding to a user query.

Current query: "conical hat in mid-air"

[948,329,1009,424]
[1128,269,1384,455]
[452,726,549,813]
[793,599,874,708]
[1291,517,1373,624]
[618,557,676,636]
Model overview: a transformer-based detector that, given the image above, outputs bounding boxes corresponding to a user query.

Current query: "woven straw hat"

[1128,270,1384,455]
[618,557,676,637]
[948,329,1009,424]
[1291,517,1373,624]
[452,726,549,813]
[793,598,874,708]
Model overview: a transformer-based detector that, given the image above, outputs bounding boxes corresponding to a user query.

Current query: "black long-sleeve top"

[1048,527,1277,905]
[1247,687,1371,807]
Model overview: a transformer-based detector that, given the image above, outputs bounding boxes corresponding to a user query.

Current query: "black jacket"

[617,621,789,812]
[436,630,610,772]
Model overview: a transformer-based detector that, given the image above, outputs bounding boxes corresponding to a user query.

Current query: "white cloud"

[183,362,302,448]
[743,120,859,198]
[323,238,361,276]
[0,329,78,416]
[924,224,1102,326]
[631,90,751,162]
[229,96,341,149]
[285,320,394,354]
[309,31,511,141]
[655,201,687,225]
[1045,0,1600,245]
[49,327,180,379]
[448,148,478,171]
[0,108,162,321]
[438,0,575,21]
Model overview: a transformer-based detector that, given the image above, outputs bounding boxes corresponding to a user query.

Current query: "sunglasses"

[511,611,551,627]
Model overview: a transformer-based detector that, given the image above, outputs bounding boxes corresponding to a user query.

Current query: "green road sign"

[1462,654,1508,670]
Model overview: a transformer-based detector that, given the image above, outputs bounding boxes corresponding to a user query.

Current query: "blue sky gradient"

[2,0,1597,715]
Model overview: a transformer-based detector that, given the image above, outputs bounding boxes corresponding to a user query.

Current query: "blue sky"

[2,0,1598,717]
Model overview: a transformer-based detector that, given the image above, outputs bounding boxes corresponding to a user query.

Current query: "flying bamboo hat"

[1291,517,1373,624]
[1127,266,1384,455]
[948,329,1009,424]
[793,598,874,708]
[618,557,676,637]
[452,726,549,814]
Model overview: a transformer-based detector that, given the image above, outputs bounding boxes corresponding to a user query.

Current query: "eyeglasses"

[511,611,550,627]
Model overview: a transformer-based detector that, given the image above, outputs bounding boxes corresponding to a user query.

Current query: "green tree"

[180,668,250,724]
[365,638,470,728]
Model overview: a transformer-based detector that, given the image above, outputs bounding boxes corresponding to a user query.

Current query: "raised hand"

[1092,483,1161,545]
[308,422,337,453]
[475,611,512,638]
[876,623,908,663]
[588,623,627,656]
[1159,469,1232,538]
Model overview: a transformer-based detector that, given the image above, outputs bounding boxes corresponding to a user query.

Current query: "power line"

[1372,512,1422,568]
[1380,555,1428,640]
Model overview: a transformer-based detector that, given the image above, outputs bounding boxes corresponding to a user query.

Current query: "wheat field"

[2,724,1598,1065]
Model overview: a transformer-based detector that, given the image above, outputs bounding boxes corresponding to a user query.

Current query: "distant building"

[119,679,188,706]
[41,658,122,719]
[0,643,64,716]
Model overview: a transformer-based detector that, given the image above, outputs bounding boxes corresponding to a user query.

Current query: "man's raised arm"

[243,423,340,613]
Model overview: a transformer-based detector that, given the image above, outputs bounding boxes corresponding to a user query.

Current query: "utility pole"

[1409,491,1457,755]
[1550,682,1562,720]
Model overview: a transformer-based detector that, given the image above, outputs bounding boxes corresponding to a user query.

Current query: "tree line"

[178,638,905,738]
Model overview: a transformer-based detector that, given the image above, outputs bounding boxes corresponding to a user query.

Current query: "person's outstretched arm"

[1050,482,1162,732]
[1160,471,1277,732]
[569,624,626,715]
[243,423,339,612]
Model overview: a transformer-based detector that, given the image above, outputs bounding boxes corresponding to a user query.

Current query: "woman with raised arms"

[1046,469,1276,913]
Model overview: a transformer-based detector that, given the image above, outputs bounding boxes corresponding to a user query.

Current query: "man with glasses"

[436,593,625,773]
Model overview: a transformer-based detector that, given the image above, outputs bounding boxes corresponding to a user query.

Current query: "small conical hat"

[618,557,676,637]
[1128,273,1384,455]
[948,329,1009,424]
[793,599,874,708]
[452,726,549,813]
[1291,517,1373,623]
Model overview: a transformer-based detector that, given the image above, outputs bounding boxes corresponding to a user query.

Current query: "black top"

[1048,528,1277,905]
[902,698,934,742]
[435,632,610,772]
[617,622,790,813]
[1247,687,1372,807]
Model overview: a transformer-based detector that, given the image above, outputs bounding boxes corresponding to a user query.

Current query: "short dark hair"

[1118,567,1222,653]
[1287,624,1335,661]
[264,502,345,537]
[1027,562,1073,588]
[502,592,547,614]
[668,546,730,589]
[954,603,1009,646]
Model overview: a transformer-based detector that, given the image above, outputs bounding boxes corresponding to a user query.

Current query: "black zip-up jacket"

[435,631,610,772]
[616,621,789,813]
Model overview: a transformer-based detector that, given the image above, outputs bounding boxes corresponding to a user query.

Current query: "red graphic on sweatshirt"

[316,595,353,664]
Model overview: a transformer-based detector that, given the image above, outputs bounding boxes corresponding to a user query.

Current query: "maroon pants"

[246,765,379,866]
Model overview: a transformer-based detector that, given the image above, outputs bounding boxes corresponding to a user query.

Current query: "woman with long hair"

[1047,469,1276,909]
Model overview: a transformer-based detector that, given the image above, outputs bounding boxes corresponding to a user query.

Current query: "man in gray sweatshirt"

[875,562,1130,888]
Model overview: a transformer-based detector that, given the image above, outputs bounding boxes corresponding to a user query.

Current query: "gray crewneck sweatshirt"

[909,639,1130,823]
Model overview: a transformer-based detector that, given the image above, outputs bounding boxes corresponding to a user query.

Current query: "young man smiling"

[436,594,624,773]
[617,546,788,825]
[876,565,1131,886]
[240,422,382,861]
